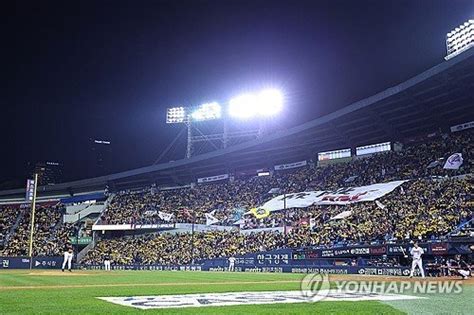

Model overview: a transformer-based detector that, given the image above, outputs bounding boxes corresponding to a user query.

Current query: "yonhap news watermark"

[300,274,464,302]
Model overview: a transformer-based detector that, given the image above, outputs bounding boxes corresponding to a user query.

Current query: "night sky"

[1,0,472,187]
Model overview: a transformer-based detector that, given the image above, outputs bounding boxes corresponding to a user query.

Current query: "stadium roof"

[1,48,474,199]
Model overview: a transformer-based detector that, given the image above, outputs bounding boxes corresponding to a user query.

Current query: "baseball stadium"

[1,3,473,315]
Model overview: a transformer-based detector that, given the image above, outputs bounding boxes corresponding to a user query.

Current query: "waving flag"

[158,211,173,222]
[205,213,219,225]
[443,153,463,170]
[250,207,270,219]
[231,207,246,222]
[262,180,407,211]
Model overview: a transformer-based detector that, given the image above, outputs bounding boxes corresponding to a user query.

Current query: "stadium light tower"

[163,88,284,160]
[229,89,283,119]
[166,107,186,124]
[445,19,474,60]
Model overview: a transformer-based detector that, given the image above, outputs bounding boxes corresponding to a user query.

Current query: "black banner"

[0,256,63,269]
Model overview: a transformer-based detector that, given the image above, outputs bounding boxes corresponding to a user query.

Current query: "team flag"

[443,153,463,170]
[158,211,173,222]
[250,207,270,219]
[205,213,219,225]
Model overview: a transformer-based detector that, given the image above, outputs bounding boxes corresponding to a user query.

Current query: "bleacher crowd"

[100,129,473,229]
[0,129,472,264]
[0,204,74,257]
[82,177,472,265]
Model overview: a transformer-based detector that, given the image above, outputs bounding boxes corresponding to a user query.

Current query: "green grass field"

[0,270,472,314]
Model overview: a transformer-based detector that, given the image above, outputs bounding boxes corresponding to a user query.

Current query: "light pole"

[190,210,195,265]
[165,89,283,159]
[283,192,287,234]
[28,173,38,269]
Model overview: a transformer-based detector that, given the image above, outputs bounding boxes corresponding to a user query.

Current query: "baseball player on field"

[104,253,111,271]
[61,245,73,272]
[449,255,471,280]
[409,241,425,278]
[228,256,236,272]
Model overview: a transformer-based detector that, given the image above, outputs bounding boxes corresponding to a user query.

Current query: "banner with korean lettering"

[25,179,35,202]
[261,180,407,211]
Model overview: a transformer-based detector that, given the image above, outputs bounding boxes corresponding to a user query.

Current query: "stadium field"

[0,270,472,314]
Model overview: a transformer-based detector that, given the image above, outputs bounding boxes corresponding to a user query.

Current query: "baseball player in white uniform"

[409,242,425,278]
[104,253,111,271]
[228,256,236,272]
[62,246,73,272]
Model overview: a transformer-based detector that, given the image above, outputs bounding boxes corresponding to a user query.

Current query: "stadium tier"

[0,129,472,264]
[97,128,472,228]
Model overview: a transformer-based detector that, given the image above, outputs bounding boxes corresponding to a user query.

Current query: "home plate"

[97,290,425,309]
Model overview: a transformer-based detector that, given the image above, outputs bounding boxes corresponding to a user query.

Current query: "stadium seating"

[0,204,75,256]
[82,177,472,265]
[0,129,472,265]
[99,129,473,227]
[0,205,21,251]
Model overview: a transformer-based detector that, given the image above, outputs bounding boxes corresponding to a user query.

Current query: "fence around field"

[2,239,471,275]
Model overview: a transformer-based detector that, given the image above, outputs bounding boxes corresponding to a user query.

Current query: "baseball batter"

[409,242,425,278]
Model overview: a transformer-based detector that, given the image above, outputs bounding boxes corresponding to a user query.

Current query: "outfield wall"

[2,240,470,274]
[81,264,421,277]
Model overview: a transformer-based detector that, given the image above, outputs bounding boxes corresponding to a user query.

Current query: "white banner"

[274,160,307,171]
[443,153,463,170]
[197,174,229,184]
[261,180,407,211]
[450,121,474,133]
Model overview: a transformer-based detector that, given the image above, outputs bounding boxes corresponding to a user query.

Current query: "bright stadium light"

[229,89,283,119]
[445,19,474,60]
[257,89,283,116]
[229,94,258,118]
[191,102,221,121]
[166,87,284,158]
[166,107,186,124]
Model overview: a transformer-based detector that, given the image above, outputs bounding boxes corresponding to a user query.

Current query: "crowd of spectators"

[0,204,74,256]
[100,129,472,228]
[242,178,472,239]
[82,230,287,265]
[0,205,21,250]
[83,177,472,266]
[1,129,472,261]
